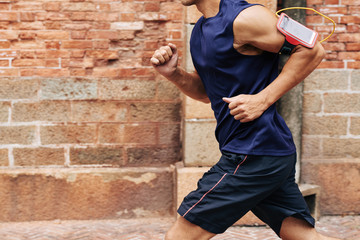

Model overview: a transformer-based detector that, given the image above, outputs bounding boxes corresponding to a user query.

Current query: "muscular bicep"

[233,5,286,53]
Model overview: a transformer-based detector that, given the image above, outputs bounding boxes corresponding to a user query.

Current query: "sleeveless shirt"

[190,0,296,156]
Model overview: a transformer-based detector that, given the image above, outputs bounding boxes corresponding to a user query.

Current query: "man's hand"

[150,43,178,79]
[223,94,268,123]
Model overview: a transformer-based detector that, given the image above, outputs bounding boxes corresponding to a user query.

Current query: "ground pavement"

[0,215,358,240]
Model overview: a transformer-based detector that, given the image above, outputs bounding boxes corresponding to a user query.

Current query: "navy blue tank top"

[190,0,296,156]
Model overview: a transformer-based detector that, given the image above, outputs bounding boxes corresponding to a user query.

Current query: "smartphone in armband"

[277,13,318,49]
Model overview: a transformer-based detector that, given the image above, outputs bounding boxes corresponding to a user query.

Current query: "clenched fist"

[151,43,178,78]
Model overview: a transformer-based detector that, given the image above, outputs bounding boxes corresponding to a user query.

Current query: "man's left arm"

[223,5,325,123]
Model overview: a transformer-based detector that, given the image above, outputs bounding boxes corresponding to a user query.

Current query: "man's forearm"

[167,67,210,103]
[260,42,326,108]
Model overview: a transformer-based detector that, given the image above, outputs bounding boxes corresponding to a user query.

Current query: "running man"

[151,0,339,239]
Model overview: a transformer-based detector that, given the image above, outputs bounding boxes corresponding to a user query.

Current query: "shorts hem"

[177,207,228,234]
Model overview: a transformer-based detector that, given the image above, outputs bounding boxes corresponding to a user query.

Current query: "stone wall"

[0,0,184,221]
[301,0,360,215]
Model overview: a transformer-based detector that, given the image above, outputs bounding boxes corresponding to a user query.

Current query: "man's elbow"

[313,42,326,64]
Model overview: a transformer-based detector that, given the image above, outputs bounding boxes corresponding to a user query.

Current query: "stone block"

[351,70,360,91]
[324,93,360,113]
[322,138,360,158]
[183,120,220,167]
[99,79,156,101]
[40,124,96,145]
[70,146,124,166]
[302,115,348,135]
[156,79,181,101]
[12,101,71,122]
[99,124,125,144]
[0,102,9,122]
[0,126,36,145]
[158,123,181,145]
[0,79,38,100]
[301,161,360,215]
[350,117,360,135]
[184,96,214,120]
[123,124,157,144]
[127,146,180,167]
[0,149,8,166]
[303,93,322,114]
[41,78,97,100]
[129,102,181,123]
[13,148,64,166]
[304,70,349,92]
[71,101,127,122]
[0,167,174,222]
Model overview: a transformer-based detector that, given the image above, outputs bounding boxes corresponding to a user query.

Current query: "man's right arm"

[151,43,210,103]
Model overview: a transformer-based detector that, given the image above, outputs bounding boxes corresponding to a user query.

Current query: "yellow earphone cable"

[276,7,336,43]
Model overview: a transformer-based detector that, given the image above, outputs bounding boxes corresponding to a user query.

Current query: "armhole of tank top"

[231,4,266,57]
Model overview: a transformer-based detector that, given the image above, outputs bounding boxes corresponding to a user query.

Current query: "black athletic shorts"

[177,152,315,236]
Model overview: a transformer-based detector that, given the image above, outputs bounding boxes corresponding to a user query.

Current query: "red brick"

[318,61,345,69]
[120,13,135,22]
[70,50,85,58]
[13,22,45,30]
[20,12,35,22]
[0,59,9,67]
[62,3,96,12]
[307,0,323,4]
[0,41,10,48]
[70,68,86,76]
[12,59,45,67]
[45,41,60,49]
[71,31,86,39]
[19,32,36,40]
[43,2,61,12]
[145,2,160,12]
[324,0,339,4]
[62,40,92,49]
[338,33,360,42]
[346,43,360,51]
[338,52,360,60]
[92,68,120,78]
[13,148,65,166]
[41,124,96,144]
[87,31,119,39]
[0,31,18,40]
[0,12,17,22]
[12,2,42,11]
[37,31,69,40]
[86,50,118,59]
[0,3,10,11]
[342,0,360,4]
[348,62,360,69]
[45,50,69,58]
[347,25,360,33]
[349,6,360,14]
[34,69,70,77]
[340,16,360,24]
[92,40,109,49]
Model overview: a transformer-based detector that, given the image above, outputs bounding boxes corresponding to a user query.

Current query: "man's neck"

[196,0,221,19]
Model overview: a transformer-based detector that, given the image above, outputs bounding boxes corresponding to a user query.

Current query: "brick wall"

[0,0,183,168]
[302,0,360,215]
[0,0,185,221]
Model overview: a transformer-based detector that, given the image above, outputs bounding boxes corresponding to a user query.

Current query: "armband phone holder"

[277,12,319,54]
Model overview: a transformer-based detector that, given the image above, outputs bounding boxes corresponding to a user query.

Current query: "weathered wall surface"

[302,0,360,214]
[0,0,184,221]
